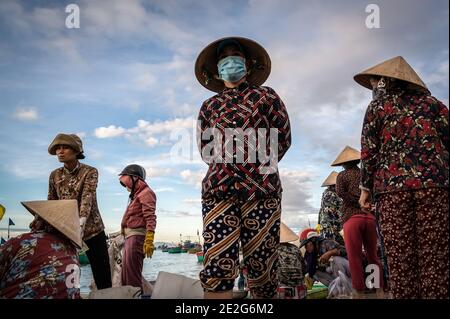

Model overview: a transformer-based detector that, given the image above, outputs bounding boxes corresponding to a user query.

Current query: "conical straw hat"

[321,171,339,187]
[331,146,360,166]
[280,222,298,243]
[354,56,428,92]
[21,200,82,248]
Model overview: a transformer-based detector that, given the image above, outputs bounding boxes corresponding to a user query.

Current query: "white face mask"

[372,77,387,100]
[217,56,247,83]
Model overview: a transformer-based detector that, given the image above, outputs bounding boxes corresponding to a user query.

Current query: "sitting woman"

[0,200,82,299]
[300,229,350,287]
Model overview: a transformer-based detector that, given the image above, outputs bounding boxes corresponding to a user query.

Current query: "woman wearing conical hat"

[277,222,307,299]
[356,56,449,299]
[195,37,291,299]
[0,200,82,299]
[333,146,384,297]
[318,171,343,244]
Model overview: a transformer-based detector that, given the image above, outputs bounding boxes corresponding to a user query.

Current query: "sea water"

[80,249,204,294]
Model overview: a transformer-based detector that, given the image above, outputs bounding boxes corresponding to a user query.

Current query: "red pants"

[343,214,383,291]
[121,235,145,289]
[378,188,449,299]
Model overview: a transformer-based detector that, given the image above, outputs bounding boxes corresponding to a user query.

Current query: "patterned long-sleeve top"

[361,89,449,196]
[0,232,80,299]
[316,238,346,258]
[48,163,105,241]
[318,186,343,237]
[278,243,306,287]
[336,167,365,224]
[197,81,291,201]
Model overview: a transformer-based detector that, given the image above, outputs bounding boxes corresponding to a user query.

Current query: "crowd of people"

[0,37,448,299]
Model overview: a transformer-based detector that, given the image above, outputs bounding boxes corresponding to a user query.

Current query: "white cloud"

[144,167,173,178]
[183,198,201,204]
[13,107,39,121]
[182,198,201,207]
[134,72,157,89]
[94,125,126,138]
[75,132,87,139]
[93,117,196,149]
[132,118,194,135]
[101,161,174,179]
[276,168,320,229]
[145,137,159,147]
[9,160,53,179]
[102,166,120,175]
[154,187,175,193]
[280,168,317,211]
[158,208,197,217]
[180,169,205,189]
[281,212,319,231]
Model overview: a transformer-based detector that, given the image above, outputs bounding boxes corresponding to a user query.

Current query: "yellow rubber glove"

[143,231,155,258]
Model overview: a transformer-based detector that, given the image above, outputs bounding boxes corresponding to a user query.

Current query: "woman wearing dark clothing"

[356,56,449,299]
[195,37,291,299]
[332,146,383,296]
[46,133,111,290]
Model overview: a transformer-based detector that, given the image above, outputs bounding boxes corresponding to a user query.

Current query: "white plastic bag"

[327,270,353,299]
[151,271,203,299]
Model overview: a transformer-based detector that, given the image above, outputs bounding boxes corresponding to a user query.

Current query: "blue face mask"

[217,56,247,83]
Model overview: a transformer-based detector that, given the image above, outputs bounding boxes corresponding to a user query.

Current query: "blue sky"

[0,0,448,242]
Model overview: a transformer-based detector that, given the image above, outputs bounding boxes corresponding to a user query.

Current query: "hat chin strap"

[246,59,258,76]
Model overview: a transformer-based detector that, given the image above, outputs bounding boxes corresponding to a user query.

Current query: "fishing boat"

[196,251,204,263]
[168,246,182,254]
[188,244,202,254]
[79,252,90,265]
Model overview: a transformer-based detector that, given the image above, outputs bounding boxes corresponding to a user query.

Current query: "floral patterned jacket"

[361,90,449,196]
[318,186,343,238]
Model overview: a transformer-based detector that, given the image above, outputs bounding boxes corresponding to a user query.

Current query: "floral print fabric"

[0,232,80,299]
